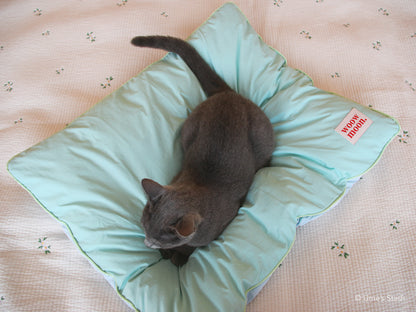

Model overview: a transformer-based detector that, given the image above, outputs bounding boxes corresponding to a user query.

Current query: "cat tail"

[131,36,231,97]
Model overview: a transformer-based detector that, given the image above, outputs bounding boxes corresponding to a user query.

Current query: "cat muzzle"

[144,237,161,249]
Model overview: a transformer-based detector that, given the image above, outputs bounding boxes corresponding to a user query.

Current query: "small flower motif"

[397,130,409,143]
[4,81,13,92]
[38,237,51,254]
[42,30,50,36]
[372,41,382,50]
[56,67,64,75]
[14,118,23,124]
[411,33,416,38]
[390,220,400,230]
[300,30,312,39]
[331,72,341,78]
[0,46,4,51]
[116,0,128,6]
[33,8,42,16]
[343,23,351,28]
[331,242,349,258]
[273,0,283,7]
[101,76,114,89]
[1,296,5,301]
[86,32,96,43]
[316,0,324,3]
[405,80,415,92]
[378,8,390,16]
[161,11,168,17]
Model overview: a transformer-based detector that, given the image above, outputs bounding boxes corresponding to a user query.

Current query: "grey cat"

[131,36,275,266]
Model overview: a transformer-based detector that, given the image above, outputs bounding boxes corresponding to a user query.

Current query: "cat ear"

[141,178,165,201]
[174,213,202,238]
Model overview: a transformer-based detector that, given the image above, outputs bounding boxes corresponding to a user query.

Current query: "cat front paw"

[159,249,174,259]
[160,246,194,266]
[170,252,190,267]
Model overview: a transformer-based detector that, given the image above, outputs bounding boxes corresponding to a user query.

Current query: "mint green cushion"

[8,3,399,311]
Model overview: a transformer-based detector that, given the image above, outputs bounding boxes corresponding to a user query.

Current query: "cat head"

[141,178,202,249]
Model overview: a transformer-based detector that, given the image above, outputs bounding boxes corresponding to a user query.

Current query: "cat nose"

[144,237,161,249]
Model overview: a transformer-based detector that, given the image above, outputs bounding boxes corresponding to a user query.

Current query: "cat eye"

[167,224,179,234]
[169,218,180,227]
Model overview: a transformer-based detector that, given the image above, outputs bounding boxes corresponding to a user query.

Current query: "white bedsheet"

[1,1,415,311]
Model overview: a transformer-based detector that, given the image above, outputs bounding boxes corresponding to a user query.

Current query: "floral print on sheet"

[331,242,350,259]
[372,41,382,50]
[398,130,409,143]
[33,8,42,16]
[101,76,114,89]
[273,0,283,7]
[4,81,13,92]
[300,30,312,39]
[405,80,415,92]
[38,237,51,254]
[56,68,64,75]
[14,118,23,124]
[86,32,96,42]
[116,0,128,7]
[390,220,400,230]
[378,8,390,16]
